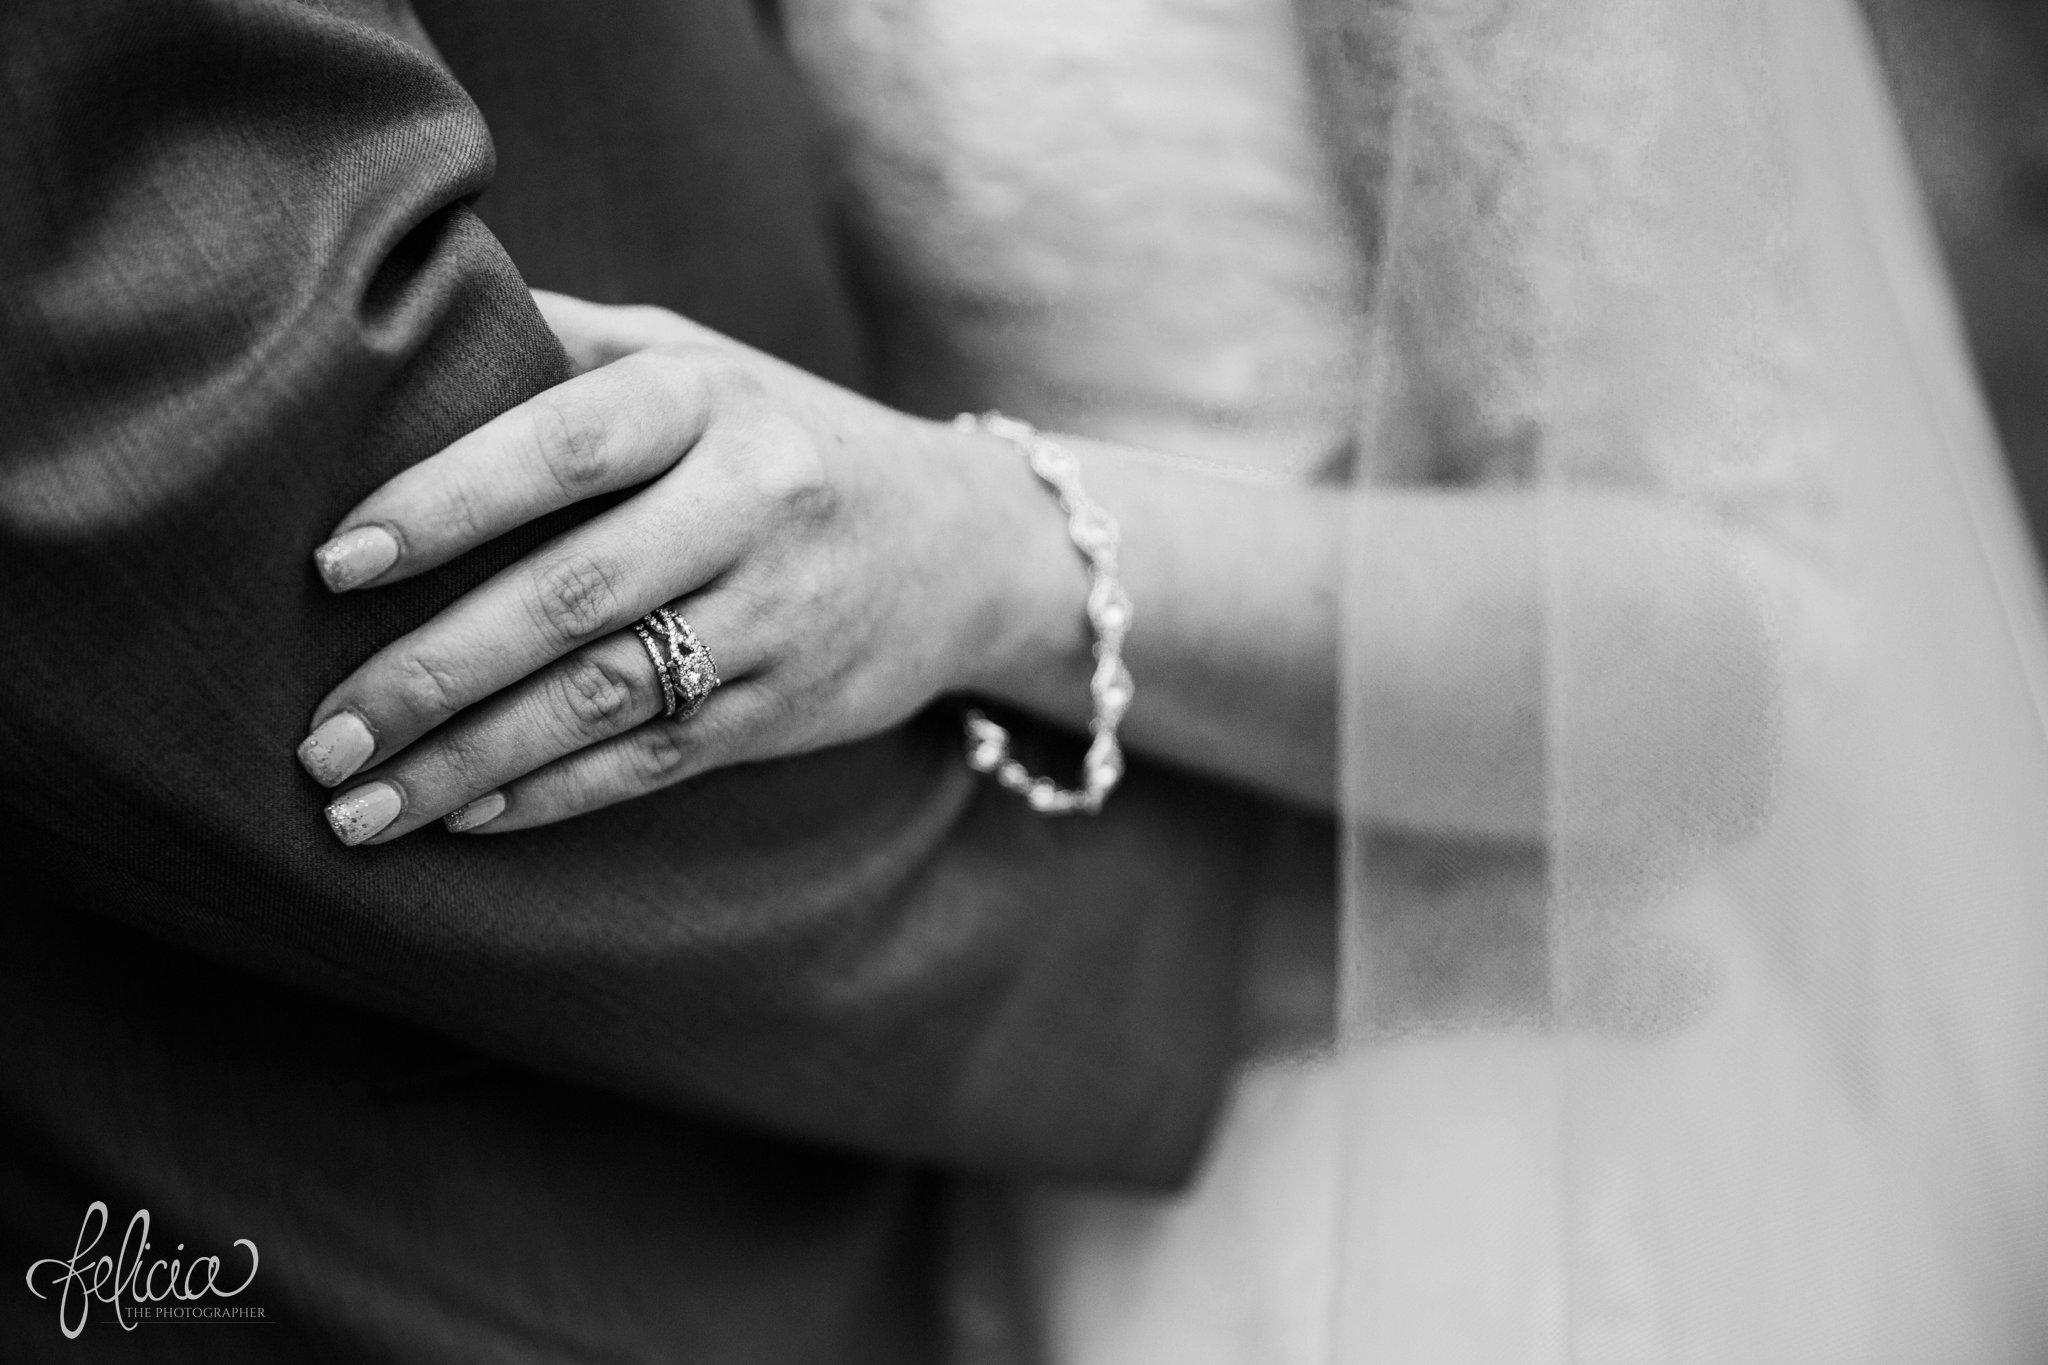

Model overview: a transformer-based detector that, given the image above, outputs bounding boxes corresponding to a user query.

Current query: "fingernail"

[314,525,400,592]
[444,792,506,834]
[298,711,375,787]
[325,782,402,846]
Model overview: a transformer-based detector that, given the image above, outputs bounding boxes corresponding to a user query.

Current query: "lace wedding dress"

[782,0,1367,482]
[784,0,2048,1358]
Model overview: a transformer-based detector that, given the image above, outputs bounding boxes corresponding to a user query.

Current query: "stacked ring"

[634,606,720,720]
[631,621,679,717]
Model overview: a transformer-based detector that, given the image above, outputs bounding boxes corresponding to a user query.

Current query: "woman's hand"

[297,291,1080,844]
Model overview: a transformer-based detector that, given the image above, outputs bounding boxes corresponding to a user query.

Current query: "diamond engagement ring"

[634,606,719,721]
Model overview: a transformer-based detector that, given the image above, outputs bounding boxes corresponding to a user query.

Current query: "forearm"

[1343,487,1779,843]
[966,430,1778,843]
[959,431,1343,810]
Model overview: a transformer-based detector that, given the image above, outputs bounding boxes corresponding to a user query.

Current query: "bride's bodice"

[781,0,1371,477]
[783,3,2048,1362]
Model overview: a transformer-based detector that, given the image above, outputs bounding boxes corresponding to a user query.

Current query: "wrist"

[947,421,1097,708]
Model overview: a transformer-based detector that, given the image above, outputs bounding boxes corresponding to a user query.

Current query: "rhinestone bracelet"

[953,411,1133,815]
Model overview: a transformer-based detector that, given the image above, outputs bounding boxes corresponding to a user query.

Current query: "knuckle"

[553,650,642,737]
[732,686,803,764]
[789,560,834,615]
[638,351,753,423]
[529,394,614,498]
[528,550,623,644]
[422,479,487,545]
[751,680,800,734]
[745,430,835,524]
[627,304,693,343]
[420,723,494,788]
[698,357,765,408]
[627,721,695,786]
[388,649,468,725]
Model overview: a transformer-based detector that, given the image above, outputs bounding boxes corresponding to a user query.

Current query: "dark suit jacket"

[0,0,1285,1360]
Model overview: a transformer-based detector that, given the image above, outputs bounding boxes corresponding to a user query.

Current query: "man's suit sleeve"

[0,0,1281,1185]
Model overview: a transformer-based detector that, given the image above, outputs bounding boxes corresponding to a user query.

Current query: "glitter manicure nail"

[314,525,400,592]
[325,782,402,846]
[298,711,375,787]
[444,792,506,834]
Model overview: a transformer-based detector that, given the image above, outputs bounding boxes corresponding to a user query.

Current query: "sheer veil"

[1033,0,2048,1359]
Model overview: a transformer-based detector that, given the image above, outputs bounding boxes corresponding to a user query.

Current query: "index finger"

[310,350,721,592]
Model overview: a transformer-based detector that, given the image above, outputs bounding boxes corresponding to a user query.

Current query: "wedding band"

[635,606,720,721]
[633,622,679,717]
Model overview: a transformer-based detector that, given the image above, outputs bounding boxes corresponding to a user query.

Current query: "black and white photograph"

[6,0,2048,1359]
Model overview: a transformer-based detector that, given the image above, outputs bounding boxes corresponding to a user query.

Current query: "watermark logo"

[24,1203,262,1339]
